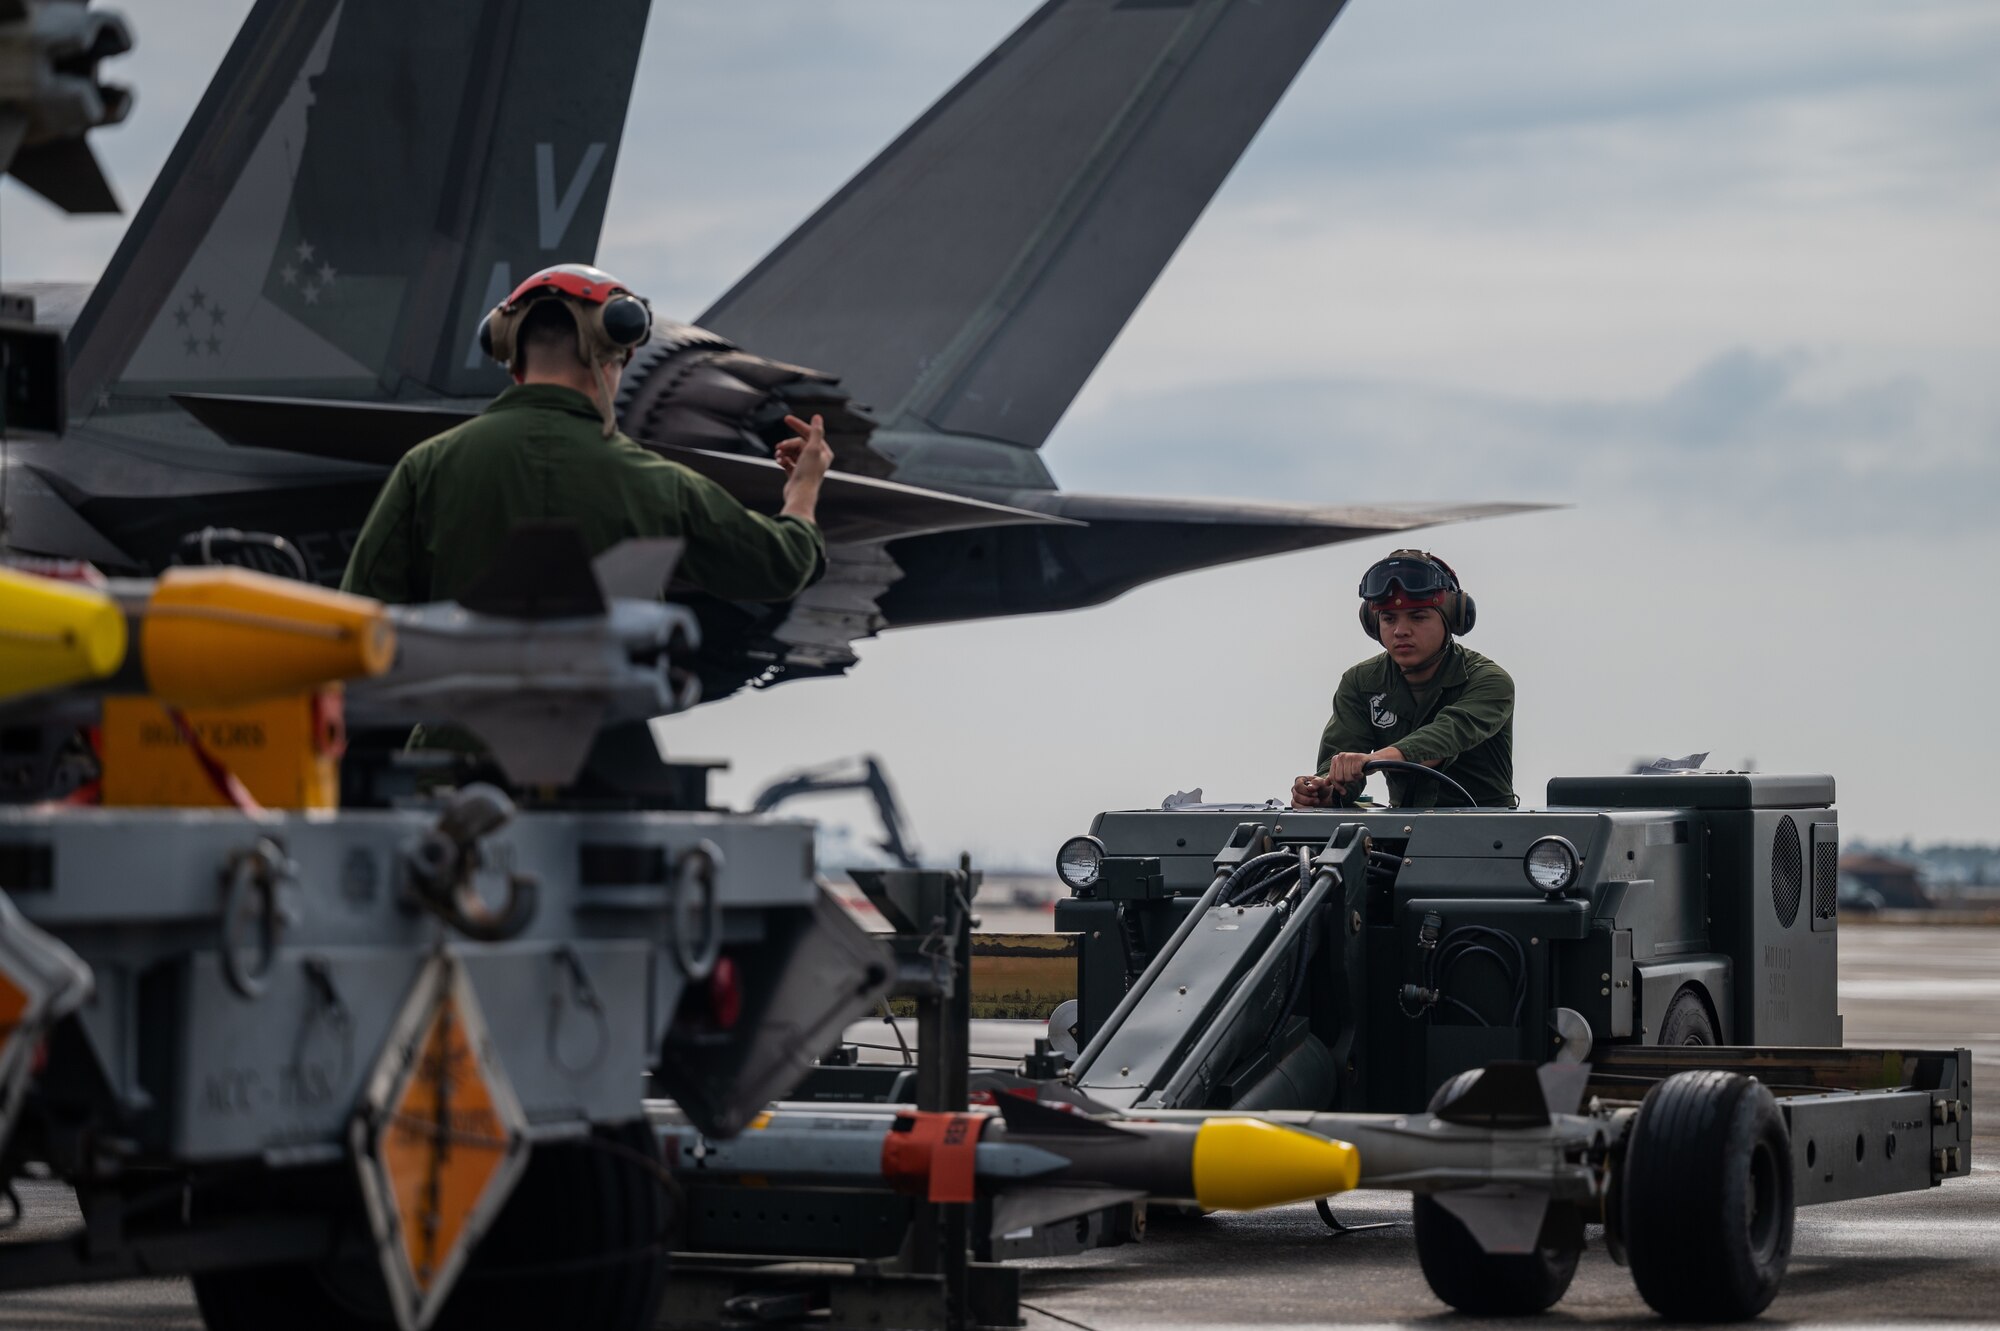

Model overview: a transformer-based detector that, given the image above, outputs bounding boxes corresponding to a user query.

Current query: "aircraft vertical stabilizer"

[699,0,1351,484]
[64,0,652,421]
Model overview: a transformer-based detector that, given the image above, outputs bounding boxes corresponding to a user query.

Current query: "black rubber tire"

[1412,1071,1583,1316]
[437,1119,672,1331]
[1622,1070,1794,1321]
[1658,986,1718,1045]
[194,1261,391,1331]
[194,1121,672,1331]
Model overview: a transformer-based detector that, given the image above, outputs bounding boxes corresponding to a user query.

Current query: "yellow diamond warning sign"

[352,953,528,1331]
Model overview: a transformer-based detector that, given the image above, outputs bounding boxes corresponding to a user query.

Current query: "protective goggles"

[1358,556,1454,601]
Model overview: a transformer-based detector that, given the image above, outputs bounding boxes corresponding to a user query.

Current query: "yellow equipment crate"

[99,689,343,810]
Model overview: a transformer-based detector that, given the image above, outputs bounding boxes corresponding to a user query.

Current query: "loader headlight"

[1056,836,1105,893]
[1524,836,1579,898]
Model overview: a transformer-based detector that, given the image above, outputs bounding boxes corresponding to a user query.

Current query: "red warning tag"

[879,1110,987,1203]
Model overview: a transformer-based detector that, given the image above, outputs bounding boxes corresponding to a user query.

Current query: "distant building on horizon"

[1839,851,1929,910]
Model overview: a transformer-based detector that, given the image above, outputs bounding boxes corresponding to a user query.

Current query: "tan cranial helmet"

[478,263,653,435]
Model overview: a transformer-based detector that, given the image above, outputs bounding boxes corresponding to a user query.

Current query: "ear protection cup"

[600,294,651,348]
[481,301,526,368]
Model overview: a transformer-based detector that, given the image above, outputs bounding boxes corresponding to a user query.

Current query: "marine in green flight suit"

[342,262,830,606]
[1292,550,1516,810]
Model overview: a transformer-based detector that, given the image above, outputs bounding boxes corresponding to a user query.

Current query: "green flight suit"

[341,384,825,605]
[1315,641,1517,809]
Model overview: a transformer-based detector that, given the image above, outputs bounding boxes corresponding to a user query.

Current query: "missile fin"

[1430,1186,1552,1256]
[449,701,606,787]
[1432,1062,1550,1129]
[1536,1061,1592,1118]
[988,1186,1144,1240]
[592,538,686,603]
[992,1091,1136,1138]
[970,1071,1121,1117]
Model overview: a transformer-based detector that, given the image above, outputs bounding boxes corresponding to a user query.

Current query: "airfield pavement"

[0,923,1992,1328]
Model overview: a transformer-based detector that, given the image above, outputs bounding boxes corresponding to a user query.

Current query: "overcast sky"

[6,1,1997,864]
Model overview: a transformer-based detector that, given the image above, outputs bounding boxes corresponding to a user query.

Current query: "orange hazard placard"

[880,1111,987,1204]
[353,954,529,1331]
[381,996,510,1292]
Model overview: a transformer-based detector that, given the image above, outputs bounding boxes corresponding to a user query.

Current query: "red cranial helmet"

[477,263,653,371]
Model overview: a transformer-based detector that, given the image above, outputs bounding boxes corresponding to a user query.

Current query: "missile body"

[343,598,702,785]
[654,1099,1361,1213]
[0,567,128,701]
[135,568,393,705]
[660,1073,1610,1207]
[2,565,393,710]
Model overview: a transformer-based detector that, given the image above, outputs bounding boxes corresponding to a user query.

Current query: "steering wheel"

[1356,758,1477,809]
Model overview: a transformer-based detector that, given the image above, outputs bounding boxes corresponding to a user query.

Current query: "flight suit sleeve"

[1394,661,1514,766]
[668,468,827,602]
[1315,667,1375,774]
[340,459,422,604]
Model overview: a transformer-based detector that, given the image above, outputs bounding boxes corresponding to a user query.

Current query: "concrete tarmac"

[0,924,1991,1328]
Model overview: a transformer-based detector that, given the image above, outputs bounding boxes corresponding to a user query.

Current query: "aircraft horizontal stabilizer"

[878,492,1552,627]
[170,393,1076,547]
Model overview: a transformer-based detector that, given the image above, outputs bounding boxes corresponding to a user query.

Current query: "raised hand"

[777,413,833,483]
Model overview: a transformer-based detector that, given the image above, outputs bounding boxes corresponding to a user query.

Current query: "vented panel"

[1771,815,1803,928]
[1813,838,1838,922]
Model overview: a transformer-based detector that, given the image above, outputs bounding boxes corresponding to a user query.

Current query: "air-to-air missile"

[0,559,391,706]
[0,526,698,794]
[655,1062,1626,1251]
[340,528,701,784]
[656,1091,1362,1234]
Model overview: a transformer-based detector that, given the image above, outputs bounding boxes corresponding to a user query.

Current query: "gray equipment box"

[1056,772,1843,1111]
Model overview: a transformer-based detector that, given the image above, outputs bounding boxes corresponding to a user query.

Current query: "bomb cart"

[0,540,895,1331]
[1016,764,1973,1317]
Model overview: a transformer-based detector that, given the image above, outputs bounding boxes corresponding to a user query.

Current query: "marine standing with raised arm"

[342,263,830,606]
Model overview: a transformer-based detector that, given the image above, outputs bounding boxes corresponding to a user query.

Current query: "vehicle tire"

[194,1121,672,1331]
[1412,1071,1583,1315]
[1622,1070,1794,1321]
[1658,985,1717,1045]
[437,1119,673,1331]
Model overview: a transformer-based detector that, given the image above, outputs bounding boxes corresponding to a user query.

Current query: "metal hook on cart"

[671,840,724,982]
[402,784,539,942]
[549,945,611,1076]
[219,839,296,1000]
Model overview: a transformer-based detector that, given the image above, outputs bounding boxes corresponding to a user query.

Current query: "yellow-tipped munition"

[1190,1117,1361,1210]
[0,567,128,702]
[657,1102,1362,1217]
[141,568,394,706]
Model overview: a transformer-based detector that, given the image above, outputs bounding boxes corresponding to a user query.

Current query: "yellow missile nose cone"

[142,568,395,706]
[1190,1117,1361,1212]
[0,567,129,701]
